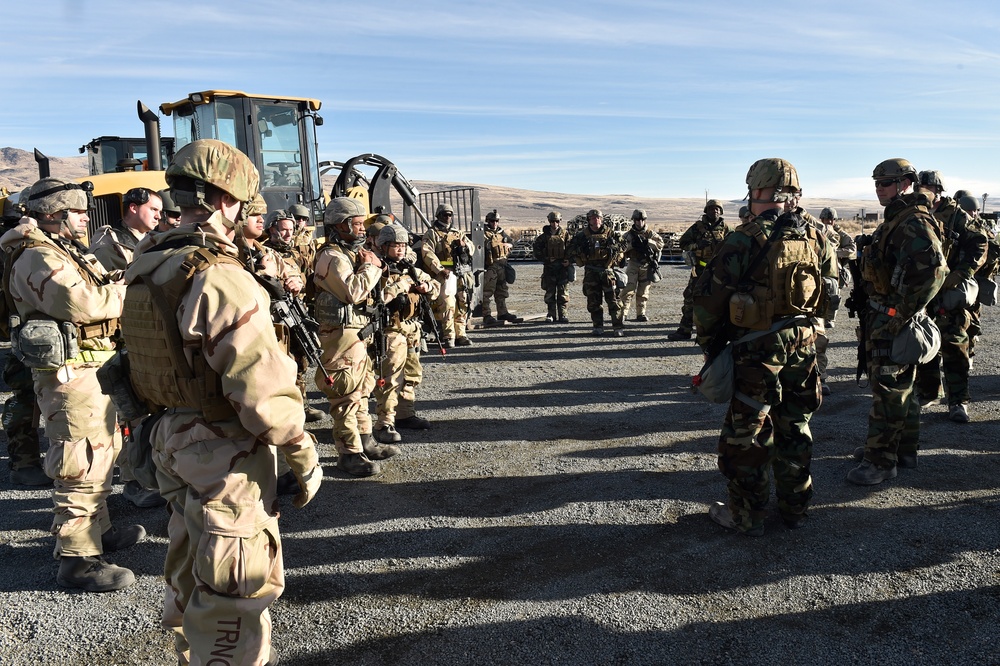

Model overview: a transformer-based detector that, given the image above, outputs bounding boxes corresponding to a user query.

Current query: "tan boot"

[57,556,135,592]
[337,452,381,477]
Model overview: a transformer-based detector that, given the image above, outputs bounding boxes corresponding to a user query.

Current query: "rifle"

[358,284,391,389]
[244,244,333,386]
[451,236,475,310]
[844,233,873,384]
[397,259,447,357]
[634,233,662,283]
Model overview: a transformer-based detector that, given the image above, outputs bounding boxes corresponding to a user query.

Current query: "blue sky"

[5,0,1000,200]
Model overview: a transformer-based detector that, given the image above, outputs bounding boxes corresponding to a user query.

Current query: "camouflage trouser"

[864,357,920,468]
[34,364,121,557]
[679,272,697,331]
[619,260,654,318]
[2,351,41,470]
[374,327,409,429]
[277,352,311,478]
[815,322,830,380]
[397,346,424,420]
[432,273,472,340]
[150,411,282,666]
[717,325,820,533]
[541,262,570,311]
[317,329,374,455]
[481,261,509,318]
[967,301,982,355]
[916,307,972,406]
[582,266,623,327]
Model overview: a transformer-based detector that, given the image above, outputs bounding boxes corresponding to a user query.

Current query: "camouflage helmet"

[288,203,311,220]
[158,189,181,216]
[166,139,260,205]
[872,158,917,183]
[546,211,562,223]
[587,209,602,219]
[266,209,294,229]
[485,209,500,223]
[25,177,92,215]
[954,189,970,202]
[246,193,267,217]
[746,158,800,195]
[377,223,410,247]
[820,207,837,220]
[917,170,945,191]
[958,195,980,213]
[435,202,455,218]
[704,199,724,214]
[631,208,647,221]
[738,205,750,219]
[324,196,368,227]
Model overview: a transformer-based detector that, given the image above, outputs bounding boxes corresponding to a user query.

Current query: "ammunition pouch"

[314,290,370,329]
[96,350,150,421]
[11,317,80,370]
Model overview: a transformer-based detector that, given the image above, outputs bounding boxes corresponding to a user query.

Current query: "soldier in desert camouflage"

[121,140,322,666]
[1,177,146,591]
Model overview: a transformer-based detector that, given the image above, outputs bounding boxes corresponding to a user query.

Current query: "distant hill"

[0,147,877,233]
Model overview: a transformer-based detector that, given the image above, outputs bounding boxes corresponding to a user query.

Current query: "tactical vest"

[1,237,119,343]
[861,199,935,296]
[694,222,728,264]
[540,228,567,260]
[583,228,617,264]
[313,243,374,329]
[728,220,824,331]
[121,245,242,421]
[485,228,510,266]
[429,227,461,266]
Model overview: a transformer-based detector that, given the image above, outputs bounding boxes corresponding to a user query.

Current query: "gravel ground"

[2,261,999,666]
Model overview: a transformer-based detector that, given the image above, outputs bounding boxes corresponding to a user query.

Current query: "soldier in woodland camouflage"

[314,196,399,477]
[847,159,946,486]
[566,209,626,336]
[693,158,835,536]
[480,210,522,326]
[1,191,48,486]
[913,173,987,423]
[671,200,733,341]
[532,211,571,323]
[2,178,146,591]
[965,196,1000,359]
[620,208,664,322]
[122,140,322,665]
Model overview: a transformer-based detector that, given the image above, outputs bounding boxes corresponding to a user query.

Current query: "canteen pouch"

[14,319,77,369]
[890,311,941,365]
[695,345,734,404]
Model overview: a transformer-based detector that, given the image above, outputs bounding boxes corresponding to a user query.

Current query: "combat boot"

[668,328,692,341]
[57,556,135,592]
[123,480,167,508]
[396,414,431,430]
[557,307,569,324]
[612,318,625,337]
[276,470,300,496]
[708,501,764,537]
[482,315,501,328]
[337,452,381,477]
[9,464,52,487]
[374,424,402,443]
[101,524,146,552]
[455,336,472,347]
[948,403,970,423]
[545,305,556,323]
[362,433,400,460]
[635,313,649,322]
[846,460,897,485]
[304,406,326,422]
[499,312,524,324]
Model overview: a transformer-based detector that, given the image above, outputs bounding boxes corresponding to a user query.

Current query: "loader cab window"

[256,104,303,189]
[171,98,247,155]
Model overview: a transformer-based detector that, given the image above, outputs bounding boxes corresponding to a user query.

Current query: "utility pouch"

[313,291,348,326]
[504,262,516,285]
[15,318,74,369]
[860,244,890,295]
[729,289,769,330]
[96,350,151,422]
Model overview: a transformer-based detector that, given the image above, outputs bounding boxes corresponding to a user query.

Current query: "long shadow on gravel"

[279,586,1000,666]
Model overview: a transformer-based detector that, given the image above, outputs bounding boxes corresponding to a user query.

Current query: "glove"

[282,432,322,508]
[388,292,410,316]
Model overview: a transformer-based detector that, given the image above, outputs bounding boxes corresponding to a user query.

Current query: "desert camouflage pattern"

[566,225,625,328]
[915,197,987,407]
[620,225,664,319]
[677,215,733,333]
[124,211,315,666]
[860,193,946,468]
[0,219,125,555]
[481,226,513,318]
[88,225,144,272]
[313,239,382,454]
[165,139,260,205]
[421,225,469,341]
[375,260,438,428]
[2,351,41,470]
[693,208,835,534]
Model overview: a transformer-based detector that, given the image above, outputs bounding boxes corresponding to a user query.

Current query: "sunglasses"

[875,178,899,188]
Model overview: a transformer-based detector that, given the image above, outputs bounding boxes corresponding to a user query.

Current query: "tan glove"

[282,432,322,508]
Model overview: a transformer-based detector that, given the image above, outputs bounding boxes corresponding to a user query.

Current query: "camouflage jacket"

[88,225,146,272]
[933,197,987,280]
[1,218,124,352]
[566,225,623,268]
[484,226,512,267]
[679,216,733,268]
[862,193,946,340]
[380,258,439,331]
[247,238,303,294]
[314,238,382,327]
[693,209,836,350]
[532,224,569,262]
[622,226,665,263]
[420,224,465,277]
[123,211,310,450]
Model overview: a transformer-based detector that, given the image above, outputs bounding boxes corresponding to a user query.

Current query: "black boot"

[57,556,135,592]
[362,433,400,460]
